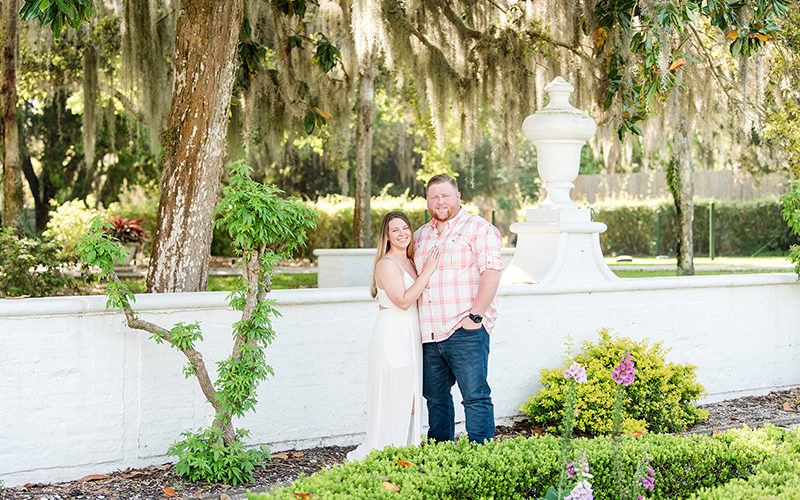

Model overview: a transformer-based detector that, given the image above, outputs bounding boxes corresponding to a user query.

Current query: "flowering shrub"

[44,197,119,256]
[521,329,708,435]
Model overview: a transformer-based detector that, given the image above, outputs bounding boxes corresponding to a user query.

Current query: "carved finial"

[544,77,575,110]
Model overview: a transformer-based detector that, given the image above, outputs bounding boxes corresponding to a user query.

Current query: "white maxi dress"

[347,268,423,461]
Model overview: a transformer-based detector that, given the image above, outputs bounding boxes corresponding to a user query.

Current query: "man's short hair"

[426,174,458,193]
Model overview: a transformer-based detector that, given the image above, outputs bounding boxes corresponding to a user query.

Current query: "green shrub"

[167,427,267,486]
[0,228,76,297]
[520,329,708,436]
[689,428,800,499]
[250,426,798,499]
[592,197,800,256]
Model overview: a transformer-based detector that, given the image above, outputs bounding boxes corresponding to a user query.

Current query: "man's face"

[426,182,461,222]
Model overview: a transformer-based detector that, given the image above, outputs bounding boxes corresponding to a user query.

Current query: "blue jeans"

[422,326,494,443]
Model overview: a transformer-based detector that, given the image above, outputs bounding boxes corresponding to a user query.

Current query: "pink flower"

[563,362,588,384]
[612,352,636,386]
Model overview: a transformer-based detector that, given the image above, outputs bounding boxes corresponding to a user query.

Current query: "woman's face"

[386,217,412,251]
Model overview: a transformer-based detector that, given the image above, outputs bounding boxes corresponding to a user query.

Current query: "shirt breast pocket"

[444,235,473,270]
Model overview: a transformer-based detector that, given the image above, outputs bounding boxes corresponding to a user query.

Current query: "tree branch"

[99,81,146,124]
[383,0,471,88]
[109,273,220,413]
[439,3,481,40]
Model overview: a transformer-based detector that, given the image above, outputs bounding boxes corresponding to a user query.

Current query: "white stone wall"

[1,274,799,487]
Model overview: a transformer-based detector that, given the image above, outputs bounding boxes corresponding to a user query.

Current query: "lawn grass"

[206,273,317,291]
[612,268,787,278]
[118,273,318,292]
[606,255,792,267]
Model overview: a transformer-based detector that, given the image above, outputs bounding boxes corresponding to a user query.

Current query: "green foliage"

[690,427,800,499]
[214,161,317,260]
[592,197,800,256]
[19,0,95,37]
[779,181,800,277]
[167,427,268,486]
[45,197,118,257]
[520,329,707,436]
[250,426,799,499]
[0,228,75,298]
[75,217,133,309]
[151,322,203,352]
[595,0,792,139]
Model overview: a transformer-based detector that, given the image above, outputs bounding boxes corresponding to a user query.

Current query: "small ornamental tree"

[75,161,316,484]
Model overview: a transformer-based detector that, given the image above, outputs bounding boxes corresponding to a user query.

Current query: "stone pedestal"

[504,77,617,285]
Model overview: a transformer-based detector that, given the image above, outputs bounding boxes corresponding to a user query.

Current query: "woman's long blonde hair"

[371,211,415,298]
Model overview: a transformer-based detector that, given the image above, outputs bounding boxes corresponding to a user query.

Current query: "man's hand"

[460,317,482,330]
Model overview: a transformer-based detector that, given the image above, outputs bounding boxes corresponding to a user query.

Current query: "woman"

[347,211,440,461]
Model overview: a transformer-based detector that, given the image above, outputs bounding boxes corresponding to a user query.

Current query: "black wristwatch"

[468,313,483,324]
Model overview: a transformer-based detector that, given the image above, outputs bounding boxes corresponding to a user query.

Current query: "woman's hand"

[422,246,440,276]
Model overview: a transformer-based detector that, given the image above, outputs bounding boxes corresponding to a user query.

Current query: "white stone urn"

[503,77,617,285]
[522,77,597,207]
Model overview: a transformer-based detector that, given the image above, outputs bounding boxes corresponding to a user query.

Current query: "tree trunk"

[1,0,24,233]
[353,58,375,248]
[670,98,694,276]
[146,0,244,292]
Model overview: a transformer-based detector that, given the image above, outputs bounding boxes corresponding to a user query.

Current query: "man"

[413,174,503,443]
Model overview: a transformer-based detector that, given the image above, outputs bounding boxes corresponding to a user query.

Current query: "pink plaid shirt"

[414,207,503,343]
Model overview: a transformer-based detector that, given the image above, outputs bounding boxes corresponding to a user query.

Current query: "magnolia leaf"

[294,493,317,499]
[78,474,110,482]
[382,481,400,492]
[756,33,769,42]
[397,459,415,467]
[163,487,178,497]
[303,112,315,134]
[726,29,738,39]
[669,57,686,71]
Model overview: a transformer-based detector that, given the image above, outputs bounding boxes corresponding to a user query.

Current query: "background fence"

[573,170,792,202]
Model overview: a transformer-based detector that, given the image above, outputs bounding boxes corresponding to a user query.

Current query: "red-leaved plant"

[103,216,149,244]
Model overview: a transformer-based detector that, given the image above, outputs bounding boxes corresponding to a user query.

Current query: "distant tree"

[1,0,23,232]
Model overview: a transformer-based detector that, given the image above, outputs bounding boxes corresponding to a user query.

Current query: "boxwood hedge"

[248,425,800,499]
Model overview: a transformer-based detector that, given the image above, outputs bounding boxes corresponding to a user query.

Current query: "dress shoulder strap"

[383,255,412,277]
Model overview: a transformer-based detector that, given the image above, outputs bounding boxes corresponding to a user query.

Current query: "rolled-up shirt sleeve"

[475,223,504,273]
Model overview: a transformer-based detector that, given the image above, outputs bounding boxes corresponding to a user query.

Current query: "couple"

[348,174,504,462]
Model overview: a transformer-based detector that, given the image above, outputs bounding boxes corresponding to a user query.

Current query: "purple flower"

[567,460,576,478]
[637,496,643,500]
[563,362,588,384]
[642,466,655,490]
[564,480,593,500]
[612,352,636,386]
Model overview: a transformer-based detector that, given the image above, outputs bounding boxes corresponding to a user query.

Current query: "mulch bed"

[3,388,798,500]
